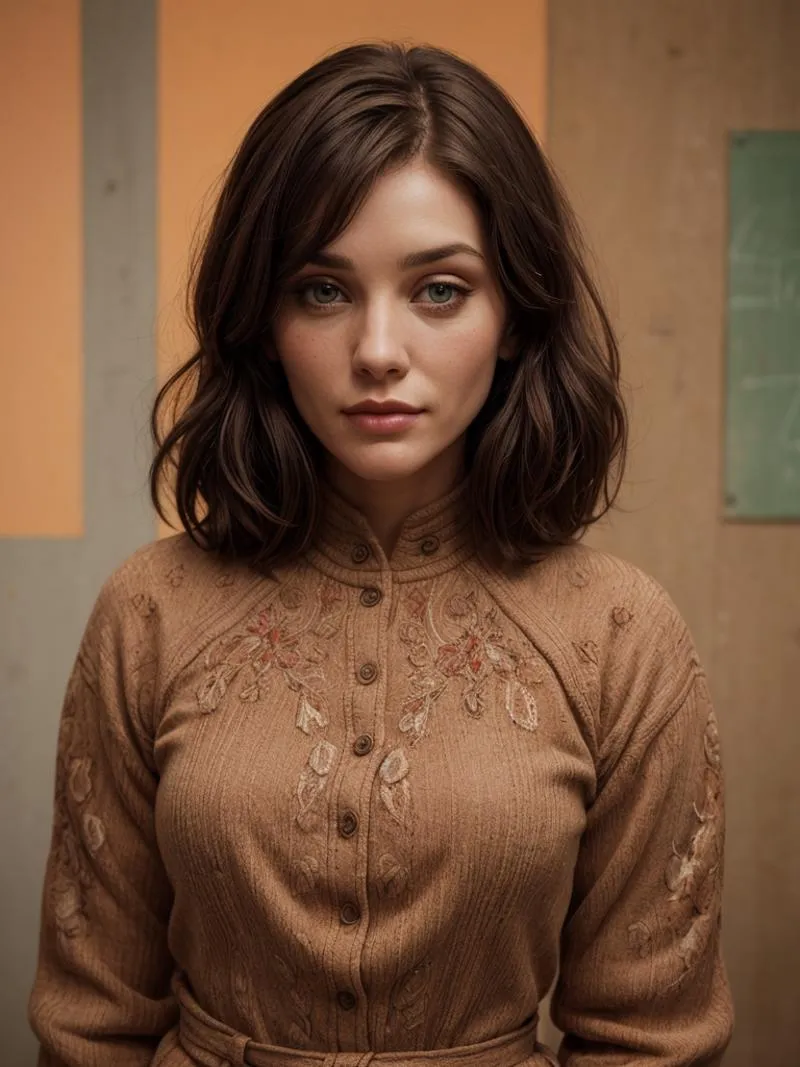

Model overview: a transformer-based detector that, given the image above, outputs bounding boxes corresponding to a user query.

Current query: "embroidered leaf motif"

[628,919,652,959]
[308,739,336,776]
[391,959,433,1032]
[82,813,106,853]
[379,748,412,826]
[505,678,539,732]
[296,693,328,735]
[380,779,411,826]
[272,951,314,1043]
[291,855,320,896]
[380,749,409,784]
[377,853,410,898]
[52,879,87,939]
[68,757,93,803]
[296,740,337,831]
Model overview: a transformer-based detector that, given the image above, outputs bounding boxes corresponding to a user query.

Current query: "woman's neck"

[326,442,465,559]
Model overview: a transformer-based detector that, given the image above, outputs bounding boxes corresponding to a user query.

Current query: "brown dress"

[28,481,734,1065]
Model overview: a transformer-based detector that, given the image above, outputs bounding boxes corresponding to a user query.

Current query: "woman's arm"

[28,573,177,1066]
[550,606,735,1066]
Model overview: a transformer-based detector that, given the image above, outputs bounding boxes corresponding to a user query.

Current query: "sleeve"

[27,573,178,1066]
[549,603,735,1066]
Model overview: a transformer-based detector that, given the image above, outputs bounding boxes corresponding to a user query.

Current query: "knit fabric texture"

[28,480,735,1065]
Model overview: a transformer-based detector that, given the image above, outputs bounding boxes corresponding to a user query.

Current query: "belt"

[173,971,559,1067]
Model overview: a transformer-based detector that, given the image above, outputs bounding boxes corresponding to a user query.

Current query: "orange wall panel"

[157,1,547,535]
[0,1,82,537]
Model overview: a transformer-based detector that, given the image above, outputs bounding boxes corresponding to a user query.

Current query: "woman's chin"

[327,449,438,486]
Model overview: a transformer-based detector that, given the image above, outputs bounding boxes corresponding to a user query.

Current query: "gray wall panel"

[0,2,157,1061]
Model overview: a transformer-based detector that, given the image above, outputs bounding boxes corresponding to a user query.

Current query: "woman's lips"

[344,411,422,433]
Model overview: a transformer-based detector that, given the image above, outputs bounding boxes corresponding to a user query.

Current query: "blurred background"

[1,1,798,1064]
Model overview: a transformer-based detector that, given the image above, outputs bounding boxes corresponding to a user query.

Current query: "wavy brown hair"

[149,40,627,570]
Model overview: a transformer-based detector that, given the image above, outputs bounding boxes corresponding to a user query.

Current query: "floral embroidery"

[50,665,107,942]
[664,709,723,911]
[296,740,338,831]
[397,586,541,746]
[196,579,345,721]
[628,700,724,995]
[196,579,347,858]
[379,749,411,827]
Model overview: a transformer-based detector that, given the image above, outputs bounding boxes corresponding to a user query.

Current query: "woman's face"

[271,159,510,498]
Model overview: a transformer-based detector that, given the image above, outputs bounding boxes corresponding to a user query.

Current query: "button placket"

[332,571,390,1034]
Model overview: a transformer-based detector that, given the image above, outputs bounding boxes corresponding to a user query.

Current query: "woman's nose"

[351,307,410,379]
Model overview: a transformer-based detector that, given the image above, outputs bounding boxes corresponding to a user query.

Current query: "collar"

[306,477,474,584]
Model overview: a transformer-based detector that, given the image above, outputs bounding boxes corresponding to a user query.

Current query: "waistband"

[173,971,558,1067]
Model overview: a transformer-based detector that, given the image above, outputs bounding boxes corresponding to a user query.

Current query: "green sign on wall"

[725,131,800,520]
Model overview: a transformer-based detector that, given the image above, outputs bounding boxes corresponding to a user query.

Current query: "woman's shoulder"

[88,532,273,663]
[479,541,688,646]
[96,531,238,613]
[473,542,702,749]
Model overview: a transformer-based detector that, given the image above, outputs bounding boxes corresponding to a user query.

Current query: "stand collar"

[306,477,474,584]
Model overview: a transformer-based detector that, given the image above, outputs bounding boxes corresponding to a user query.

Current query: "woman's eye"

[298,281,342,308]
[293,279,471,313]
[417,281,471,312]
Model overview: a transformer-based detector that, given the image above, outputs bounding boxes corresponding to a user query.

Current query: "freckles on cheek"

[279,326,330,374]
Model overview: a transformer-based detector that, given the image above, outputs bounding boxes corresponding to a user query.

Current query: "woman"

[28,41,734,1066]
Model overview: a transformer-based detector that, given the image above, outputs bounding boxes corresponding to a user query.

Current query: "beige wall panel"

[549,3,800,1065]
[0,1,83,536]
[157,0,547,535]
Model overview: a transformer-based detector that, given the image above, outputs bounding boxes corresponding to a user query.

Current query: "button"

[352,734,373,756]
[339,810,359,837]
[340,902,360,925]
[337,990,357,1010]
[420,535,440,555]
[359,586,382,607]
[351,543,370,564]
[357,662,378,684]
[360,584,381,610]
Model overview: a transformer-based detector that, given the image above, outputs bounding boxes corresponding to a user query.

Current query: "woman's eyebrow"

[307,243,484,271]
